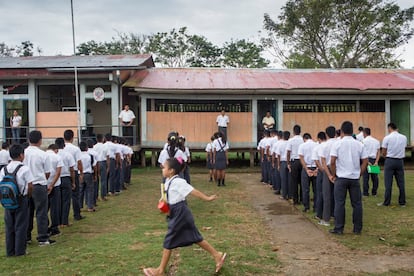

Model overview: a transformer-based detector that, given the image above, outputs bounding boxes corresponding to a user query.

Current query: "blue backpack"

[0,164,24,210]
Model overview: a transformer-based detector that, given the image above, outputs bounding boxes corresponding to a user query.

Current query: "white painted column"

[111,82,120,135]
[410,99,414,145]
[385,99,391,137]
[277,99,284,130]
[0,85,3,141]
[251,99,257,145]
[28,80,36,131]
[141,95,147,144]
[80,84,86,131]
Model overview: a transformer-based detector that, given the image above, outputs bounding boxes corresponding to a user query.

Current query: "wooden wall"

[283,112,386,141]
[36,112,78,139]
[146,112,252,146]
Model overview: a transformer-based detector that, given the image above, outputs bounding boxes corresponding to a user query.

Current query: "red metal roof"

[125,68,414,91]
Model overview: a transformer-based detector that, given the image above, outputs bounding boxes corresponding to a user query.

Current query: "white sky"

[1,0,413,68]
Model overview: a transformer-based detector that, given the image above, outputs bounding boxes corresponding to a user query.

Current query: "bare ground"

[239,173,414,276]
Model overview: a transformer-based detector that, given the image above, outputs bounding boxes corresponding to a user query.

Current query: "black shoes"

[329,229,343,235]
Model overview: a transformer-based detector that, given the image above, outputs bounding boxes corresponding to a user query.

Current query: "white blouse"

[165,176,194,205]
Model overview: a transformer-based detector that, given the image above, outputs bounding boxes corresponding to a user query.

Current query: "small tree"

[221,39,269,68]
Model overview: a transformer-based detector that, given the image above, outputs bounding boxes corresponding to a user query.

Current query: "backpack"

[0,164,24,210]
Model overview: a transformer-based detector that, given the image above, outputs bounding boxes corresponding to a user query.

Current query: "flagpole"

[71,0,81,143]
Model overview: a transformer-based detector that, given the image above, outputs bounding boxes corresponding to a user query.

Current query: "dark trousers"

[5,196,29,256]
[60,176,72,225]
[289,159,302,203]
[28,185,49,242]
[301,168,316,210]
[124,162,131,184]
[383,158,406,206]
[333,178,363,233]
[183,163,191,184]
[71,173,82,219]
[99,161,108,198]
[260,156,265,182]
[83,173,94,209]
[48,186,61,233]
[322,171,334,222]
[262,155,271,184]
[218,126,227,138]
[115,164,121,192]
[362,158,379,196]
[280,161,290,199]
[122,124,133,144]
[272,164,281,191]
[11,128,20,144]
[109,158,116,193]
[315,171,324,219]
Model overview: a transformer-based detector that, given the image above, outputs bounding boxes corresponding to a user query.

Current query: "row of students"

[2,129,133,256]
[205,132,230,186]
[259,121,407,235]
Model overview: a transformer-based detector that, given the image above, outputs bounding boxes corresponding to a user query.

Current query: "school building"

[1,55,414,166]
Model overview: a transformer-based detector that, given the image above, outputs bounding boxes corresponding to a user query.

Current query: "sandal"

[215,252,227,273]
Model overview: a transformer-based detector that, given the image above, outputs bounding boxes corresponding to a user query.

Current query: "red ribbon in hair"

[176,157,184,164]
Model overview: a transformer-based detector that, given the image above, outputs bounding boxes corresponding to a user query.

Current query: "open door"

[390,100,410,143]
[4,99,29,144]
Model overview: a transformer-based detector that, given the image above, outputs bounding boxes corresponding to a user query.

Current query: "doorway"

[4,100,29,144]
[390,100,410,143]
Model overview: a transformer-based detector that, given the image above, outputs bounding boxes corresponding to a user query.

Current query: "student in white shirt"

[93,134,109,200]
[329,121,368,235]
[205,136,215,182]
[287,124,304,204]
[1,144,34,256]
[179,136,192,184]
[277,131,290,200]
[312,132,327,221]
[380,122,408,207]
[213,132,229,187]
[143,157,225,276]
[362,128,380,196]
[45,144,63,236]
[298,133,317,212]
[158,132,187,172]
[24,130,54,245]
[270,130,282,193]
[87,139,99,206]
[55,138,75,227]
[0,142,11,170]
[10,110,22,144]
[105,134,121,195]
[79,142,97,212]
[356,126,364,142]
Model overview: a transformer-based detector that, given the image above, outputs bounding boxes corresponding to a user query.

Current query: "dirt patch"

[239,173,414,275]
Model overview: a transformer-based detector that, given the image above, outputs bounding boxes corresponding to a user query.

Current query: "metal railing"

[0,125,138,146]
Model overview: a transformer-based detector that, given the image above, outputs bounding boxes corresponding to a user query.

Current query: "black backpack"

[0,164,24,210]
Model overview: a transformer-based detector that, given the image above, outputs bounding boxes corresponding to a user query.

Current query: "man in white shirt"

[329,121,368,235]
[94,134,109,200]
[379,122,407,207]
[63,129,84,221]
[118,104,136,145]
[262,111,275,130]
[362,128,380,196]
[24,130,54,245]
[277,131,290,200]
[356,126,364,142]
[312,132,327,221]
[298,133,317,212]
[216,109,229,139]
[287,124,304,204]
[10,110,22,144]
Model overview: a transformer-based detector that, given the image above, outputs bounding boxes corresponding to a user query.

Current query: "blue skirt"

[215,151,227,170]
[163,201,203,250]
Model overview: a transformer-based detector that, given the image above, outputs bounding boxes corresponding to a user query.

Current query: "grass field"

[0,168,280,275]
[0,166,413,275]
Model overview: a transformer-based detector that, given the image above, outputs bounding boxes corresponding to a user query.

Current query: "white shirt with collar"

[216,114,229,127]
[79,151,96,174]
[118,109,136,122]
[287,135,304,160]
[58,149,76,177]
[23,145,51,186]
[382,131,407,159]
[46,150,64,187]
[212,138,229,152]
[330,136,368,179]
[165,175,194,205]
[319,138,336,165]
[0,149,11,165]
[0,161,34,196]
[158,147,188,165]
[363,136,380,159]
[356,132,364,142]
[276,140,289,162]
[63,142,81,171]
[93,142,108,162]
[298,139,317,167]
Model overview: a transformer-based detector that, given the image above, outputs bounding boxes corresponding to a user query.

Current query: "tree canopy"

[262,0,414,68]
[0,41,41,57]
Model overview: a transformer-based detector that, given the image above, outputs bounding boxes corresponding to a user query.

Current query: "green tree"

[0,41,41,57]
[262,0,414,68]
[0,42,14,57]
[221,39,269,68]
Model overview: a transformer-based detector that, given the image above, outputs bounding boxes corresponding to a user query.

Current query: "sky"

[1,0,414,68]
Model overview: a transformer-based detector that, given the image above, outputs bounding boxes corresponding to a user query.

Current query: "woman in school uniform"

[205,136,215,182]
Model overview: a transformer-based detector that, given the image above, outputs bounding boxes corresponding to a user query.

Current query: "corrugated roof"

[0,54,154,69]
[124,68,414,92]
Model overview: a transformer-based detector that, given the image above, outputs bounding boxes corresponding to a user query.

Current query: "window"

[147,99,251,112]
[283,100,385,113]
[38,85,76,112]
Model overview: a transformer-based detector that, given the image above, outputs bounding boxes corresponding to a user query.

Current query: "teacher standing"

[118,104,136,145]
[216,109,229,139]
[10,110,22,144]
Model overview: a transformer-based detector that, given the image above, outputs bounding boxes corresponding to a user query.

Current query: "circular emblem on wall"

[93,87,105,102]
